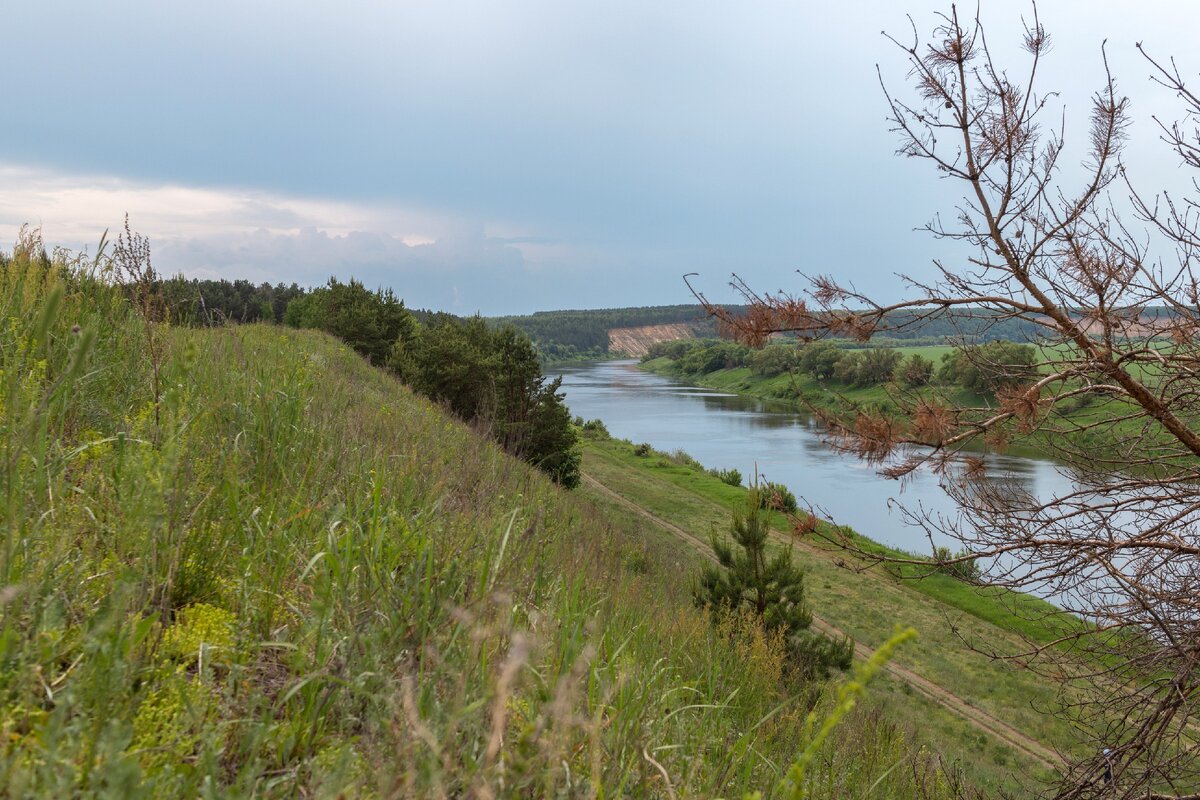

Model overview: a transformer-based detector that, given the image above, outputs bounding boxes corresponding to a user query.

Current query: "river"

[556,359,1076,554]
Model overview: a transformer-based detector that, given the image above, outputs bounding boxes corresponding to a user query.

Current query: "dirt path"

[581,472,1066,772]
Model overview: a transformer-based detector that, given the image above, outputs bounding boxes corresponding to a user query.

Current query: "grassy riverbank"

[578,433,1091,761]
[640,347,1154,465]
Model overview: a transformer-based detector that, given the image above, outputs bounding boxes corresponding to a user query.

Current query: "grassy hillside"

[578,438,1088,763]
[0,245,1006,797]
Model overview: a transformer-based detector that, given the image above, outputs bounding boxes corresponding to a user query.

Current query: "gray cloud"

[7,2,1200,312]
[156,225,528,313]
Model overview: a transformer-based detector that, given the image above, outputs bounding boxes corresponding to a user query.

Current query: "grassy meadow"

[0,240,1012,797]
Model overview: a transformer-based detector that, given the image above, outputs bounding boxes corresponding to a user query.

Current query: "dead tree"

[692,5,1200,798]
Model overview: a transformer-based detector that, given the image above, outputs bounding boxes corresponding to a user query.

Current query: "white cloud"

[0,164,565,312]
[0,164,446,246]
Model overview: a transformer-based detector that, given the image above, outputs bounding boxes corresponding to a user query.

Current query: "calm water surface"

[557,360,1075,554]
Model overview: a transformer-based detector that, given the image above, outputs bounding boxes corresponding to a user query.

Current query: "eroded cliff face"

[608,323,702,357]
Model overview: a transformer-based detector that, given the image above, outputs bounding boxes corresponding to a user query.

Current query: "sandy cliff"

[608,323,702,357]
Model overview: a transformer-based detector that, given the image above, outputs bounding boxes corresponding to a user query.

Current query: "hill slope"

[1,251,1038,797]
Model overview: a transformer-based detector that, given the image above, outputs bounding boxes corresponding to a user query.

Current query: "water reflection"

[557,360,1076,554]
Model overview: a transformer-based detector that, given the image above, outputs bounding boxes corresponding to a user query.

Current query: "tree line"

[150,277,1052,364]
[645,338,1039,395]
[491,304,724,356]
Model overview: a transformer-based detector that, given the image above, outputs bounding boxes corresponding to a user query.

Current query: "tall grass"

[0,231,962,797]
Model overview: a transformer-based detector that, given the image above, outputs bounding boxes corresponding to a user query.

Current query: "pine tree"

[695,487,853,674]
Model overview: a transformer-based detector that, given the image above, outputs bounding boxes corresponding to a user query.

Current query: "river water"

[556,360,1076,554]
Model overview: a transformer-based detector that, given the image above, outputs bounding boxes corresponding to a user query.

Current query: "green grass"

[578,463,1054,792]
[582,437,1090,769]
[0,243,992,797]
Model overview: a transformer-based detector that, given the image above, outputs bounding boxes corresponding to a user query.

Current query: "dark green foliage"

[898,354,934,387]
[490,327,581,487]
[695,489,853,674]
[284,277,417,366]
[643,338,699,362]
[650,339,751,375]
[747,343,801,377]
[406,317,580,487]
[937,340,1038,394]
[157,276,306,325]
[405,316,497,419]
[832,348,903,387]
[676,340,750,374]
[633,442,652,456]
[798,342,846,380]
[285,282,578,487]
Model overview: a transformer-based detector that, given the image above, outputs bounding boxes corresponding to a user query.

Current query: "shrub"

[833,348,903,387]
[708,466,743,487]
[798,342,845,380]
[931,546,982,583]
[898,354,934,387]
[760,481,798,513]
[676,341,750,374]
[937,340,1038,394]
[747,344,801,377]
[577,417,610,439]
[670,448,703,469]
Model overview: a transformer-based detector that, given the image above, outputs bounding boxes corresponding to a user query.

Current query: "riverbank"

[578,433,1087,785]
[637,353,1146,465]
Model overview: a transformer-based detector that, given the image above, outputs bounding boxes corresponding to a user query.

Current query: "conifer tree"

[695,486,853,674]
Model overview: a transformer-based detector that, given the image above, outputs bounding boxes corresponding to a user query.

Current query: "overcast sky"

[5,1,1200,315]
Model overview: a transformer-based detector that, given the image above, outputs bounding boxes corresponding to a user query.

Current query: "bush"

[643,338,700,362]
[937,340,1038,394]
[931,546,982,583]
[798,342,845,380]
[760,481,798,514]
[677,341,750,374]
[747,344,801,377]
[577,417,610,439]
[708,467,743,487]
[833,348,903,387]
[670,448,703,469]
[898,354,934,387]
[633,442,652,456]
